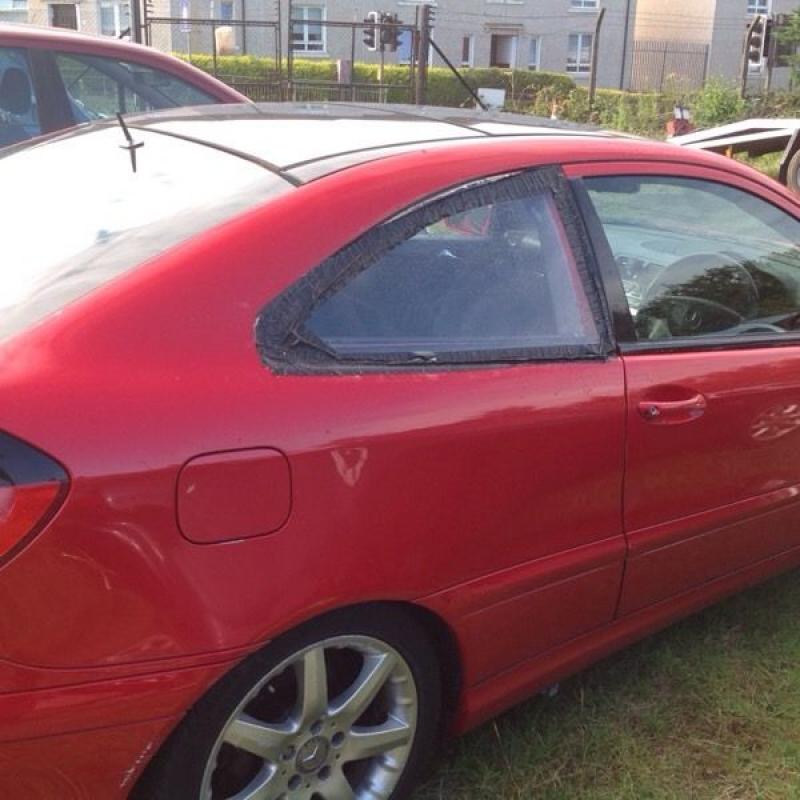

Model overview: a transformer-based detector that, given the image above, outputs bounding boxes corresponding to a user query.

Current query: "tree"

[775,9,800,80]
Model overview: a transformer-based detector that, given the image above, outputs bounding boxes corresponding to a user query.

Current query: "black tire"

[786,148,800,195]
[131,606,442,800]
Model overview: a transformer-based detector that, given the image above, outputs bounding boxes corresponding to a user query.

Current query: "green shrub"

[178,53,576,109]
[688,78,746,128]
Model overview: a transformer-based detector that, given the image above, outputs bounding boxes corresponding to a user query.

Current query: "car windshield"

[0,125,290,342]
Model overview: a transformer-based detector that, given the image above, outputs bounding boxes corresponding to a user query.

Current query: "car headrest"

[0,68,33,116]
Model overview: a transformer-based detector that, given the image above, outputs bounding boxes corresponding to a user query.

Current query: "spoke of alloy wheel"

[223,713,295,760]
[341,717,412,762]
[229,765,283,800]
[296,646,329,726]
[317,768,356,800]
[330,652,397,726]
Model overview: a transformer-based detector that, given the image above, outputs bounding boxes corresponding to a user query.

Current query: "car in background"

[4,104,800,799]
[0,23,246,146]
[671,118,800,193]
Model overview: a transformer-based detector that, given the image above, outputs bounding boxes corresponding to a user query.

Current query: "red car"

[0,23,245,146]
[3,103,800,800]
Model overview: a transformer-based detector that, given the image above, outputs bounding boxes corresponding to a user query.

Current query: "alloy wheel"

[200,635,419,800]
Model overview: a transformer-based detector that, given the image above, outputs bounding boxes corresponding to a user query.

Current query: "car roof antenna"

[116,113,144,174]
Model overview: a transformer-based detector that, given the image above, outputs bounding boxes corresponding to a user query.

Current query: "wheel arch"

[130,600,463,798]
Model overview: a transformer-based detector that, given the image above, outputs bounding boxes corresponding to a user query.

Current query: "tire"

[131,606,442,800]
[786,148,800,195]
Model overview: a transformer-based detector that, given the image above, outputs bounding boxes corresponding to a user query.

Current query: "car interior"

[587,176,800,340]
[306,192,597,357]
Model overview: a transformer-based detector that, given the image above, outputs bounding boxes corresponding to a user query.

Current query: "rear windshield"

[0,125,290,342]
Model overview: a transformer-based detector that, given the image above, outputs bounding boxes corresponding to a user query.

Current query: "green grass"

[412,569,800,800]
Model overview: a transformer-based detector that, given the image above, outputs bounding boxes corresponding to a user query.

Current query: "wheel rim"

[200,635,419,800]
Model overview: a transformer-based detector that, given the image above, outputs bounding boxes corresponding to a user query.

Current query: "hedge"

[179,53,576,108]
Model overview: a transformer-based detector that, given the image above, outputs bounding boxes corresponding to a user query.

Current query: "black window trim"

[573,172,800,355]
[255,165,615,374]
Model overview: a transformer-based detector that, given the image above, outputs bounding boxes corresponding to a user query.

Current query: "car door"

[257,166,628,686]
[571,162,800,616]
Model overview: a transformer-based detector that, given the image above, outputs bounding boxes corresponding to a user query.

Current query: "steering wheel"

[638,253,759,338]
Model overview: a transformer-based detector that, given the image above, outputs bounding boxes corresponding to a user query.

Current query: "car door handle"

[637,393,707,424]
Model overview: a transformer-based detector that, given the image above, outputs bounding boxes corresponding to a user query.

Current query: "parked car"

[0,23,246,147]
[671,117,800,193]
[4,103,800,800]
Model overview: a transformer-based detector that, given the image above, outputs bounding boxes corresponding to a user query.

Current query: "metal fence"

[143,16,284,100]
[285,18,418,105]
[630,40,710,93]
[142,13,420,105]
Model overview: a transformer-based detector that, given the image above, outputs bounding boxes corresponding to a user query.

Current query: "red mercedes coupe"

[3,103,800,800]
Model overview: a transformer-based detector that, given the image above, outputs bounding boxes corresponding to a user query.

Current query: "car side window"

[259,169,606,368]
[586,175,800,342]
[0,47,41,147]
[54,52,217,121]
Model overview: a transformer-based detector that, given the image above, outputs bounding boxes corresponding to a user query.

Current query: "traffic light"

[363,11,380,52]
[380,13,402,52]
[748,14,767,65]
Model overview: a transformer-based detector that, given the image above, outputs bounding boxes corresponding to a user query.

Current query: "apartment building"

[284,0,638,89]
[635,0,797,89]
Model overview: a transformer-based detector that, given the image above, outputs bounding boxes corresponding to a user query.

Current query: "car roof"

[0,22,246,103]
[10,100,788,197]
[118,101,630,181]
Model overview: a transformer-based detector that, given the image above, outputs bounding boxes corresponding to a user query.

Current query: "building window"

[220,0,234,21]
[747,0,770,13]
[490,34,517,68]
[50,3,78,29]
[528,37,540,70]
[567,32,592,73]
[99,0,130,37]
[570,0,598,8]
[461,34,475,67]
[292,6,325,53]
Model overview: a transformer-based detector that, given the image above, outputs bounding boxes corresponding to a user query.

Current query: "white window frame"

[528,36,540,70]
[747,0,770,14]
[570,0,599,9]
[567,32,592,73]
[98,0,130,37]
[291,5,327,55]
[461,34,475,67]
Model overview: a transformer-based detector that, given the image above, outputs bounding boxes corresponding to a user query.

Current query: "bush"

[688,78,746,128]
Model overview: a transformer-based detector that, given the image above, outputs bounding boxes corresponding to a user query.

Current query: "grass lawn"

[412,568,800,800]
